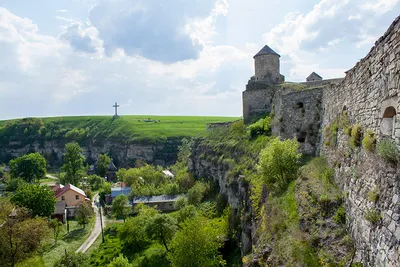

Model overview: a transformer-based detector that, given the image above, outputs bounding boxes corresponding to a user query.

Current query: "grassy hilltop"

[0,115,240,144]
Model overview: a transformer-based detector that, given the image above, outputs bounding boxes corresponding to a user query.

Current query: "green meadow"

[0,115,240,143]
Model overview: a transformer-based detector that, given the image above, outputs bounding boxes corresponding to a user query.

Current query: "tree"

[145,214,177,252]
[258,138,301,192]
[9,152,47,183]
[111,195,131,222]
[88,174,104,191]
[53,252,91,267]
[0,201,49,267]
[96,154,111,178]
[61,142,85,185]
[99,182,112,206]
[75,201,93,229]
[11,184,56,217]
[107,254,132,267]
[168,218,226,267]
[49,219,63,245]
[187,181,208,206]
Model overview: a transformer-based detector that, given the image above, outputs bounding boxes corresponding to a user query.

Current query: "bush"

[258,138,301,192]
[187,182,209,206]
[333,206,346,224]
[377,139,400,165]
[249,116,271,138]
[367,187,379,203]
[350,124,362,148]
[362,130,376,152]
[365,209,381,225]
[344,125,352,136]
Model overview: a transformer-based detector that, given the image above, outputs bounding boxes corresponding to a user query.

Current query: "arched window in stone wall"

[381,106,397,136]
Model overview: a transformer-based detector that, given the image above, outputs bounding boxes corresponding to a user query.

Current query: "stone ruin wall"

[272,87,324,155]
[320,16,400,267]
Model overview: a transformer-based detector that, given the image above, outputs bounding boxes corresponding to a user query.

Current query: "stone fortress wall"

[320,16,400,267]
[242,15,400,266]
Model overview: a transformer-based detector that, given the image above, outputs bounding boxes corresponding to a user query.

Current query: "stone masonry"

[242,15,400,266]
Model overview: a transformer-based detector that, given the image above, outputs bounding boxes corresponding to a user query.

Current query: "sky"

[0,0,399,120]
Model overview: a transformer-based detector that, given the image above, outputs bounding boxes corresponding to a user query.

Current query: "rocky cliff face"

[0,137,181,168]
[188,139,253,256]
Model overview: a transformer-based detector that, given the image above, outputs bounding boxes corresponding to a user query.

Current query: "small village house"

[105,186,132,205]
[51,201,67,223]
[52,184,90,207]
[133,195,182,212]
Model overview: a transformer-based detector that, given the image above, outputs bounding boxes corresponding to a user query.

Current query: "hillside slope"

[0,115,238,167]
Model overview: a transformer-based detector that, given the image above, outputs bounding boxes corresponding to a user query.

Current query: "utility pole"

[99,205,104,243]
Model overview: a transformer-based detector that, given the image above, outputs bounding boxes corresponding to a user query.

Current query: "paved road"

[76,195,105,253]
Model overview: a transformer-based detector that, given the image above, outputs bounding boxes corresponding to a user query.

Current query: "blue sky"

[0,0,399,120]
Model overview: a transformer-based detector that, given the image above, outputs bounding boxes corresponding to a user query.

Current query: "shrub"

[258,138,301,192]
[350,124,363,148]
[377,139,400,165]
[367,187,379,203]
[362,130,376,152]
[365,209,381,225]
[187,181,209,206]
[333,206,346,224]
[249,116,271,138]
[344,125,352,136]
[324,120,338,148]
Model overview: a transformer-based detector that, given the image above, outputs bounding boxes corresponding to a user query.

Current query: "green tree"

[11,184,56,217]
[61,142,85,185]
[145,214,177,252]
[75,201,93,229]
[258,138,301,192]
[107,254,132,267]
[119,216,150,251]
[9,152,47,183]
[53,252,91,267]
[168,218,226,267]
[0,201,49,267]
[111,195,131,222]
[175,205,197,224]
[49,218,63,244]
[187,181,208,206]
[88,174,105,191]
[96,154,111,178]
[99,182,112,205]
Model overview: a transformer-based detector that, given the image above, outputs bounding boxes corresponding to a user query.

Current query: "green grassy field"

[0,115,240,144]
[16,218,95,267]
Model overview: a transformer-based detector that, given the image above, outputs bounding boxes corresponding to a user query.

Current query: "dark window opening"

[297,132,306,143]
[295,102,304,109]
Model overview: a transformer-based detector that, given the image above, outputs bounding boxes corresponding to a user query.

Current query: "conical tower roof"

[253,45,280,58]
[108,160,117,171]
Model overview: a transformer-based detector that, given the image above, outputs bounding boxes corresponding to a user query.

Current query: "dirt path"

[75,195,105,253]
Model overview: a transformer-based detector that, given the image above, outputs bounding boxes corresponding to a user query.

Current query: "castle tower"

[253,45,284,84]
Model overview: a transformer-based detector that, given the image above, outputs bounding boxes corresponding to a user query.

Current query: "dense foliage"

[377,138,400,164]
[111,195,131,222]
[11,184,56,217]
[258,138,301,193]
[9,152,47,183]
[75,201,94,228]
[61,142,86,185]
[0,200,49,267]
[96,154,111,178]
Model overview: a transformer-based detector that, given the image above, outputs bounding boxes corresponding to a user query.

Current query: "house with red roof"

[51,184,90,207]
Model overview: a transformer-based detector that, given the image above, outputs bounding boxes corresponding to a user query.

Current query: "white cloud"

[0,6,248,119]
[56,9,68,13]
[362,0,400,15]
[262,0,400,81]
